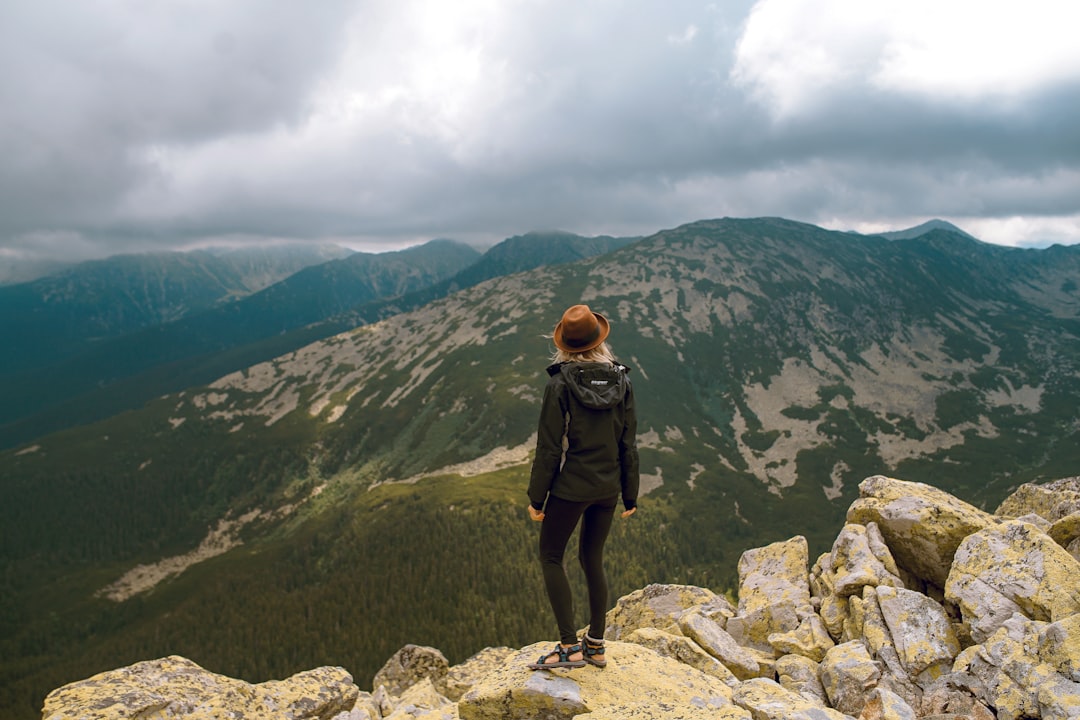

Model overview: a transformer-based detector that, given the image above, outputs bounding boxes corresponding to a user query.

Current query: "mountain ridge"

[0,243,353,375]
[0,232,640,449]
[874,218,977,241]
[0,239,481,446]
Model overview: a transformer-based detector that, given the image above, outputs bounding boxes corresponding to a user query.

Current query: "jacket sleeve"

[619,380,640,510]
[527,377,565,509]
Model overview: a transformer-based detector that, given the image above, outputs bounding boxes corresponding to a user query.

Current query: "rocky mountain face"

[41,475,1080,720]
[143,218,1080,489]
[5,217,1080,719]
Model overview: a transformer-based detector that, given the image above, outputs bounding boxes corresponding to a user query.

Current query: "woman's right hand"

[621,507,637,519]
[528,505,545,522]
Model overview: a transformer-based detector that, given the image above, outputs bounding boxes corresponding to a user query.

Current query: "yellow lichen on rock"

[945,519,1080,643]
[458,641,735,720]
[41,655,358,720]
[846,475,997,588]
[725,536,811,653]
[605,583,733,640]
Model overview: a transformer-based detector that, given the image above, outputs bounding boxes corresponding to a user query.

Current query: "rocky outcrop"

[42,474,1080,720]
[845,475,998,590]
[459,641,742,720]
[41,655,358,720]
[946,520,1080,643]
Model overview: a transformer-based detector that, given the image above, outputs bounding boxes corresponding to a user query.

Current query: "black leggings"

[538,495,617,644]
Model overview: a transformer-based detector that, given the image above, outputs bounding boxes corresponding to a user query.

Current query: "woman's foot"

[583,634,607,667]
[527,642,586,669]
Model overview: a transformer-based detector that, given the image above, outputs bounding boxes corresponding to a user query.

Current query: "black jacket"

[527,361,639,511]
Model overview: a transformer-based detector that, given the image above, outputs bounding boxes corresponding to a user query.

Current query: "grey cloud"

[0,0,356,235]
[1,0,1078,259]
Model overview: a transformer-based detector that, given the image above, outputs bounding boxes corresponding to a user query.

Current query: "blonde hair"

[550,341,616,365]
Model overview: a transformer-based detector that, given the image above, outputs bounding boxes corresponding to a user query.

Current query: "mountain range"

[0,243,353,376]
[1,217,1078,719]
[0,232,636,448]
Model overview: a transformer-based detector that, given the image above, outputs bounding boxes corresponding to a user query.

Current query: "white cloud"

[962,215,1080,248]
[733,0,1080,116]
[667,24,699,45]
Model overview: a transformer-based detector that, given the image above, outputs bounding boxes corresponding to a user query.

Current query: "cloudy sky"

[2,0,1079,261]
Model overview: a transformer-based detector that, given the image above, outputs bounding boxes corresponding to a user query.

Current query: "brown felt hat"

[553,304,610,353]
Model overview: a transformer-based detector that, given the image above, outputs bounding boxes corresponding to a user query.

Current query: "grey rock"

[678,608,761,680]
[373,644,450,698]
[819,641,881,717]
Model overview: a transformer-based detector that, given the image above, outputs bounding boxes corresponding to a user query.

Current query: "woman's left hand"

[621,507,637,519]
[528,505,545,522]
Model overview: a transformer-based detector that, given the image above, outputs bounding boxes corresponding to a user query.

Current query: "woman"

[526,303,640,670]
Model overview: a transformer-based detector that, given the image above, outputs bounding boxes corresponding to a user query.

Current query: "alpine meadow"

[2,217,1079,719]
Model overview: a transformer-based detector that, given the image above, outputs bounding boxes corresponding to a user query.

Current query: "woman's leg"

[538,495,588,645]
[578,497,617,640]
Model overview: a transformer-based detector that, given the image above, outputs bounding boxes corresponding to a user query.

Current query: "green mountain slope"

[0,241,479,447]
[0,232,634,449]
[0,245,353,377]
[1,217,1078,719]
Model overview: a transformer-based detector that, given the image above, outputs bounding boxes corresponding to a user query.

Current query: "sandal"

[583,634,607,668]
[527,642,587,670]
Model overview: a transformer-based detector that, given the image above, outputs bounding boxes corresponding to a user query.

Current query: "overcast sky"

[2,0,1079,261]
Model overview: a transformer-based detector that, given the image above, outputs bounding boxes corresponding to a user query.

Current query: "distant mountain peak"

[877,219,978,242]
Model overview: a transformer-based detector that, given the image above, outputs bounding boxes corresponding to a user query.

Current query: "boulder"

[677,609,761,680]
[820,641,881,717]
[774,653,828,706]
[768,613,835,663]
[846,476,997,589]
[857,686,917,720]
[383,678,454,720]
[917,673,994,720]
[945,519,1080,643]
[953,615,1080,720]
[332,691,381,720]
[373,644,450,698]
[333,703,379,720]
[372,685,395,716]
[458,640,735,720]
[828,523,905,599]
[995,476,1080,521]
[626,627,740,687]
[732,677,853,720]
[1048,511,1080,558]
[819,592,850,642]
[441,647,515,701]
[726,536,812,654]
[846,586,934,709]
[873,586,960,679]
[1038,613,1080,682]
[41,655,358,720]
[605,583,734,639]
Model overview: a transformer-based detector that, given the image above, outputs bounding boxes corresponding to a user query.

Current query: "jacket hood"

[553,361,630,410]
